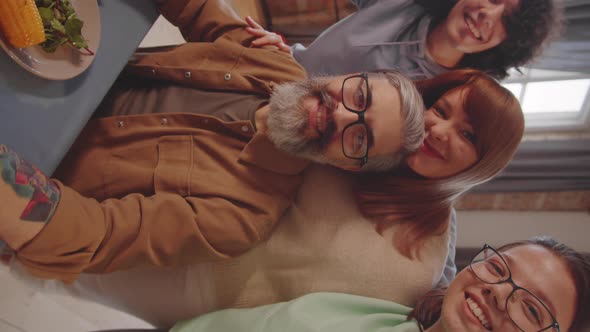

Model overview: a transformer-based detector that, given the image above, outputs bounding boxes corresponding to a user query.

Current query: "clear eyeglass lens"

[471,248,510,284]
[343,123,368,158]
[507,289,554,332]
[343,76,368,112]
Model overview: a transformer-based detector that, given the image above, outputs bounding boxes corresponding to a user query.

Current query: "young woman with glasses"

[246,0,562,80]
[124,237,590,332]
[409,237,590,332]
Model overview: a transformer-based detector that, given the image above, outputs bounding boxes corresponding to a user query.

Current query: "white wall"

[139,15,184,48]
[456,210,590,252]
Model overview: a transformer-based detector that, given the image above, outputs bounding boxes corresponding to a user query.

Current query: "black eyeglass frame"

[340,72,372,167]
[469,244,560,332]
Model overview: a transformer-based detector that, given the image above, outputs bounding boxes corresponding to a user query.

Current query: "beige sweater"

[68,164,449,327]
[209,164,449,310]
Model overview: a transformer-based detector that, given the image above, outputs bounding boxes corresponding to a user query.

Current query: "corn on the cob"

[0,0,46,48]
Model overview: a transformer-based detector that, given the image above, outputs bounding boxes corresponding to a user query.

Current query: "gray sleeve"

[291,43,307,53]
[435,208,457,287]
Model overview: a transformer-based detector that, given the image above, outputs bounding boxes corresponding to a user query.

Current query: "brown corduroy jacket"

[14,0,308,282]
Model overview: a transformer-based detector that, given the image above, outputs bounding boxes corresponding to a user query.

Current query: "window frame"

[501,68,590,133]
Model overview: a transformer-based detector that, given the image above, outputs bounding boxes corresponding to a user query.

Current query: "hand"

[245,16,291,53]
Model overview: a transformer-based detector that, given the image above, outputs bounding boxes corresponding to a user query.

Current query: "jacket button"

[241,125,249,132]
[184,71,191,79]
[151,69,156,75]
[116,121,125,128]
[224,73,232,81]
[161,118,168,125]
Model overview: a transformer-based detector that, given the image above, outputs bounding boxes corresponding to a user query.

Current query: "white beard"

[266,78,335,164]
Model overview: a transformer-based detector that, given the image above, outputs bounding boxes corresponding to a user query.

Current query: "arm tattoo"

[0,145,60,223]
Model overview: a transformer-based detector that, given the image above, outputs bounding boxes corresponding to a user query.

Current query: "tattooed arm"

[0,145,60,251]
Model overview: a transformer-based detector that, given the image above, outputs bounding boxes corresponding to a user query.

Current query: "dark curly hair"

[415,0,564,79]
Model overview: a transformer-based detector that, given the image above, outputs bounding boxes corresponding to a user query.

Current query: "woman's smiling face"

[433,244,577,332]
[405,87,478,179]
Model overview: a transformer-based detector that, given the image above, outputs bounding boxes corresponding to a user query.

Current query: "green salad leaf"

[35,0,93,55]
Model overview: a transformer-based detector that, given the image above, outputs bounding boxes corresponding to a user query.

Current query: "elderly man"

[0,0,423,282]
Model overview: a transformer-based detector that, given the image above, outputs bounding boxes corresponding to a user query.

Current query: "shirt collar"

[239,132,310,175]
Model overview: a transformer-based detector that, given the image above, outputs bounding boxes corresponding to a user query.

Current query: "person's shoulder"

[252,49,308,82]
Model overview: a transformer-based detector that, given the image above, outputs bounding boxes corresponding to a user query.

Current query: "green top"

[171,292,422,332]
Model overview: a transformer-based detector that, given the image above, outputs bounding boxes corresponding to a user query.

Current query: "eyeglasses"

[340,72,372,167]
[469,244,560,332]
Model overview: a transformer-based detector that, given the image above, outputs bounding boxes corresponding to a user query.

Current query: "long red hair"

[355,69,524,258]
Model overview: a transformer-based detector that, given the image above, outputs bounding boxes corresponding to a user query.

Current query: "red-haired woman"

[357,68,525,259]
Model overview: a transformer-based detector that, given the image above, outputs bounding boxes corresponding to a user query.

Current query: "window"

[501,68,590,132]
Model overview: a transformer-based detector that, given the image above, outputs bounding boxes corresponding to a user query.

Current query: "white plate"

[0,0,101,80]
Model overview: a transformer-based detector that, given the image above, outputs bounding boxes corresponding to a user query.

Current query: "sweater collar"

[412,15,449,78]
